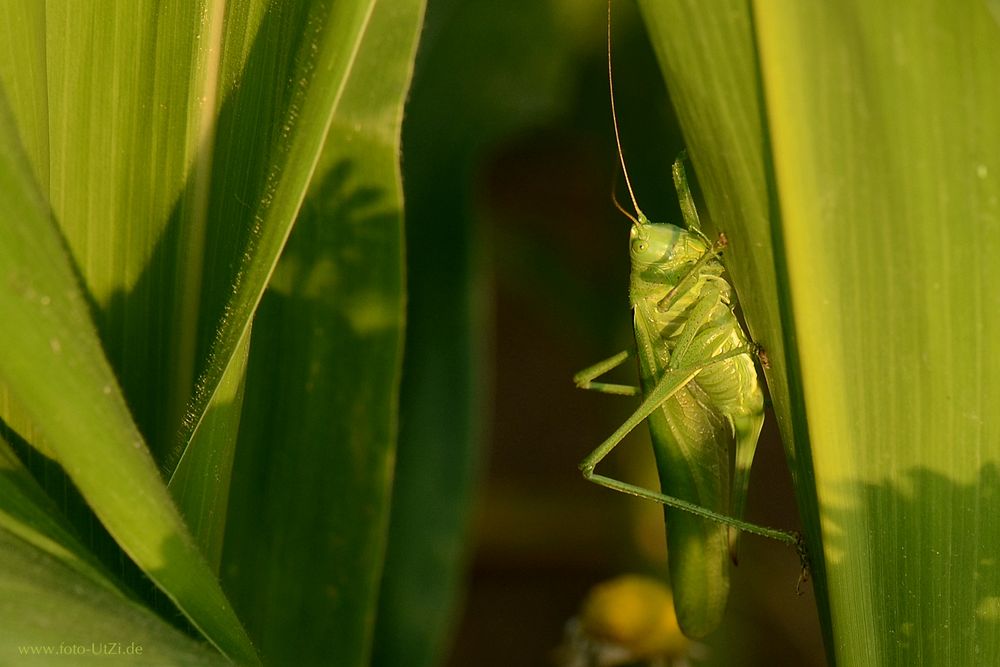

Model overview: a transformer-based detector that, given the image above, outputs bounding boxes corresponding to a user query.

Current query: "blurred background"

[385,1,827,664]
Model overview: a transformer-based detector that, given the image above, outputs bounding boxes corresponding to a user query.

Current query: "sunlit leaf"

[0,88,257,663]
[638,0,1000,663]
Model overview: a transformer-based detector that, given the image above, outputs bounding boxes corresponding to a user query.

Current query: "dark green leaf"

[220,0,424,663]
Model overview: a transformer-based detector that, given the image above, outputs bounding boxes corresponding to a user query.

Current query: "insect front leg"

[672,153,704,234]
[655,237,727,314]
[573,349,640,396]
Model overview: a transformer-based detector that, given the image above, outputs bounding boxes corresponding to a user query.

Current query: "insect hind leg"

[584,472,796,545]
[579,345,753,477]
[578,344,801,547]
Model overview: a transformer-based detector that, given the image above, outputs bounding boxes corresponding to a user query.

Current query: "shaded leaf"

[220,0,424,663]
[0,528,228,666]
[168,325,252,572]
[372,1,592,664]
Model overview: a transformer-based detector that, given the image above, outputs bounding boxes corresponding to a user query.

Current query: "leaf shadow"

[220,155,404,663]
[98,0,322,468]
[5,0,327,628]
[822,462,1000,661]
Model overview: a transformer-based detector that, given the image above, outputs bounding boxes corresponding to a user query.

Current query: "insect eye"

[631,239,648,255]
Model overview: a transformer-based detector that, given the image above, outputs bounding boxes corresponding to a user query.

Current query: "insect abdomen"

[631,231,763,638]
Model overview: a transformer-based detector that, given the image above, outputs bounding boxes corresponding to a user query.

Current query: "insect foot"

[751,342,771,369]
[793,531,811,596]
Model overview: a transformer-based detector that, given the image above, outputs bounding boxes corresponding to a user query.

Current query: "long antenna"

[612,180,640,225]
[608,0,642,221]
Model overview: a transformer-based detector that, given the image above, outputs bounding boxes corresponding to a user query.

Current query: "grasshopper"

[574,1,803,639]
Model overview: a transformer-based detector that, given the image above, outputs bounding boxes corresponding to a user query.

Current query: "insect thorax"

[627,223,729,313]
[627,220,757,419]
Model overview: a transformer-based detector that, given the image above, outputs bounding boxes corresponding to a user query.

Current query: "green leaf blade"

[0,529,229,666]
[753,1,1000,663]
[632,0,1000,662]
[176,0,388,475]
[0,91,258,665]
[220,0,424,663]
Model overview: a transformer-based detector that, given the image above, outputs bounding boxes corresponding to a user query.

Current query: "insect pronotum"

[575,0,805,639]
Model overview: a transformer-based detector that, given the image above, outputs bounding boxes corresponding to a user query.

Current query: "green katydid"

[575,1,805,639]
